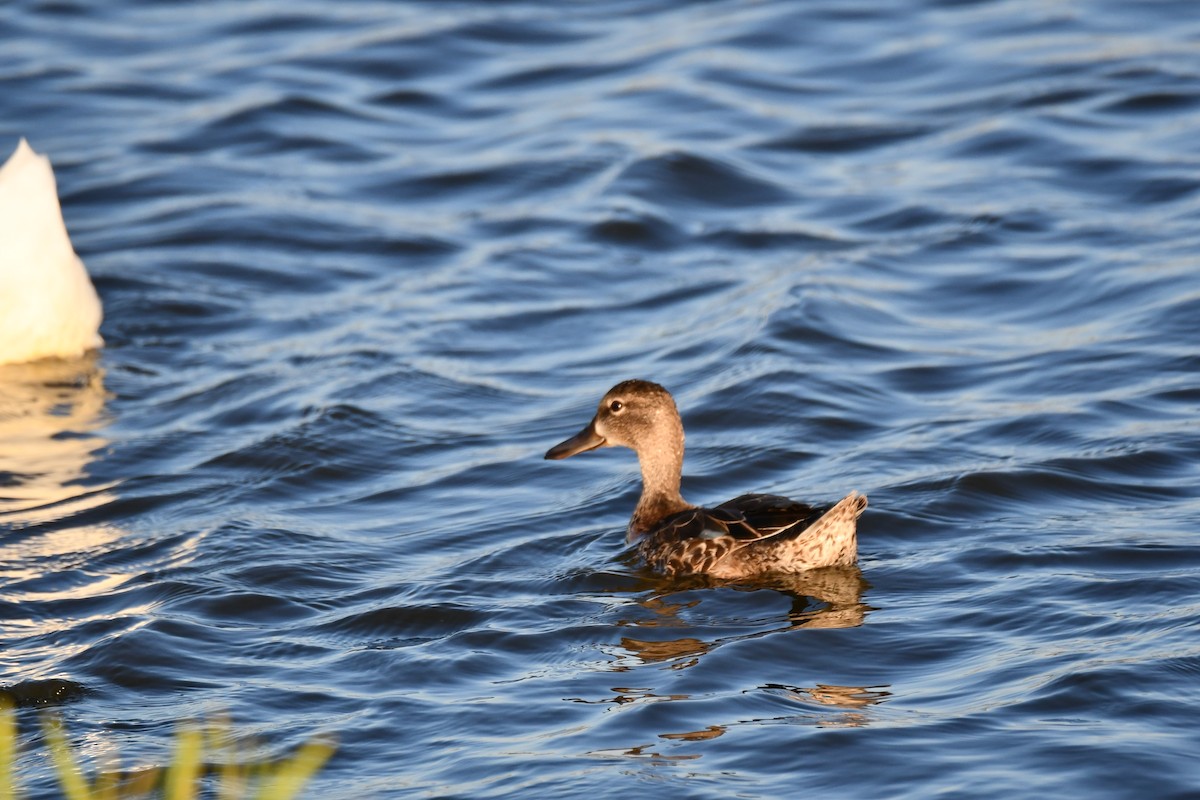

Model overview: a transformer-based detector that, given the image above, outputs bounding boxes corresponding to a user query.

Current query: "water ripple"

[3,0,1199,797]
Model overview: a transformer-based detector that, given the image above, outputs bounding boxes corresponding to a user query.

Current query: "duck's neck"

[628,416,692,541]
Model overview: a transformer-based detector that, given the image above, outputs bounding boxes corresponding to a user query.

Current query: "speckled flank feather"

[546,380,868,579]
[635,492,866,578]
[704,492,866,579]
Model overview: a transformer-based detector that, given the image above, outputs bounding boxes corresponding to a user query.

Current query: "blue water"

[3,1,1199,797]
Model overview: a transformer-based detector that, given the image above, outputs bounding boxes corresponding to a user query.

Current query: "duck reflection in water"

[583,678,890,765]
[648,680,892,746]
[613,565,871,668]
[570,564,888,751]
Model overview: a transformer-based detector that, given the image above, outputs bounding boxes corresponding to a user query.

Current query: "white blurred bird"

[0,138,102,365]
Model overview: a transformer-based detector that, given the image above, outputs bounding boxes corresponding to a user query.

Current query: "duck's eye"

[609,400,624,413]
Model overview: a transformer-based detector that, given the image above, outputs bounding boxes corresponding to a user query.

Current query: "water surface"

[2,1,1199,797]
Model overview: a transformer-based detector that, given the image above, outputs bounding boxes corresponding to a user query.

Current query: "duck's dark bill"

[545,421,605,460]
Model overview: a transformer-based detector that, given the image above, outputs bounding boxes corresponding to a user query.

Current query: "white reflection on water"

[0,355,125,605]
[0,354,111,517]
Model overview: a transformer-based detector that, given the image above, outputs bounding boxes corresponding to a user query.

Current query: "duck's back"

[638,491,866,578]
[715,493,828,536]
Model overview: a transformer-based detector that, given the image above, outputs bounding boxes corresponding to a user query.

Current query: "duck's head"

[545,379,683,460]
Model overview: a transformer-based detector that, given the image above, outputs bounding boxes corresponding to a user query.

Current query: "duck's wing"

[640,495,856,576]
[637,506,758,575]
[654,506,761,542]
[714,494,828,538]
[642,493,867,577]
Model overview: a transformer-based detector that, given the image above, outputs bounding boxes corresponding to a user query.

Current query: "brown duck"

[546,379,866,579]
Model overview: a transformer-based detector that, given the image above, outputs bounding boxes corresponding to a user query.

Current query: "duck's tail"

[742,491,866,572]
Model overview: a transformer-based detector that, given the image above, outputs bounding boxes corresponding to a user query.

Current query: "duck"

[545,379,866,579]
[0,138,102,366]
